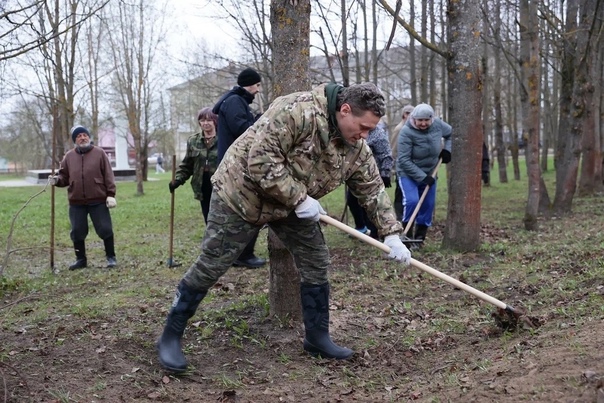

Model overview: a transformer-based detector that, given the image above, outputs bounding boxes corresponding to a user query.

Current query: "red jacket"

[56,146,116,206]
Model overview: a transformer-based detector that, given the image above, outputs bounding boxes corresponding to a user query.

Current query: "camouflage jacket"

[175,132,218,201]
[212,84,402,237]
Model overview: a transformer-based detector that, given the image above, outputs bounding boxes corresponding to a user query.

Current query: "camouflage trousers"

[183,193,330,291]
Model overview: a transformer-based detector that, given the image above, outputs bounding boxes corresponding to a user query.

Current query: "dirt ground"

[1,225,603,403]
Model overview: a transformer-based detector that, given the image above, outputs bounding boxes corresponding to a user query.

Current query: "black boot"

[103,236,117,268]
[402,222,414,240]
[301,283,353,360]
[415,225,429,243]
[69,241,87,270]
[234,234,266,268]
[157,281,207,373]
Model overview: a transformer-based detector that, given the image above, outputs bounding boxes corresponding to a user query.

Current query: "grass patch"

[1,160,604,402]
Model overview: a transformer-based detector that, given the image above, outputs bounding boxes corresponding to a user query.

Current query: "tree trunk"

[519,0,543,230]
[340,0,350,86]
[493,0,507,184]
[553,0,580,214]
[419,0,428,101]
[577,0,600,196]
[409,0,417,104]
[441,0,483,252]
[268,0,311,323]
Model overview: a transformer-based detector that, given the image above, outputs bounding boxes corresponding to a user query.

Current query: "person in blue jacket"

[396,103,452,245]
[212,67,266,268]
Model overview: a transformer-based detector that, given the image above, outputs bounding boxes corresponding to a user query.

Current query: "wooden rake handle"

[319,214,508,310]
[403,158,443,236]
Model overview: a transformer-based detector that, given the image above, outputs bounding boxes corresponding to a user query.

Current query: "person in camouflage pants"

[157,82,413,373]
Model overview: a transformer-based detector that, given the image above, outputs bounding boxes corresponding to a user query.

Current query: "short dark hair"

[197,107,218,128]
[337,83,386,118]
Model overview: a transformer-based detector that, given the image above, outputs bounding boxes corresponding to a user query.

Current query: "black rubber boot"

[103,236,117,268]
[301,283,353,360]
[157,281,207,373]
[69,241,87,270]
[402,222,414,239]
[414,225,429,247]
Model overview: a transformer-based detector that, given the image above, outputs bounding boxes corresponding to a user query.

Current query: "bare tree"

[440,0,484,251]
[79,6,107,136]
[518,0,545,230]
[0,97,51,171]
[576,0,603,197]
[208,0,274,109]
[491,0,508,184]
[380,0,483,251]
[552,0,581,213]
[0,0,108,62]
[104,0,167,193]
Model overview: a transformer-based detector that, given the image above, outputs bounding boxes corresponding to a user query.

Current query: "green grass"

[2,158,604,401]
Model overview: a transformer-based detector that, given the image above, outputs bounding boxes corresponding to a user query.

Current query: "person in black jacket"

[482,142,490,186]
[212,67,266,268]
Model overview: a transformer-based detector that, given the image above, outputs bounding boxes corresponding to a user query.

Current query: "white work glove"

[383,234,411,266]
[294,196,326,222]
[106,196,117,209]
[48,175,58,186]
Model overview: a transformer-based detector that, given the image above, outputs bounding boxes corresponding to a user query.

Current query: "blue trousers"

[399,176,437,227]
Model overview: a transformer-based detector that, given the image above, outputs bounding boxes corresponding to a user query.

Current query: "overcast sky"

[166,0,239,54]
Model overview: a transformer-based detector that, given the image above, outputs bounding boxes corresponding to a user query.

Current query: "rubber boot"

[157,281,207,373]
[69,241,87,270]
[301,283,353,360]
[103,236,117,268]
[234,233,266,268]
[414,224,429,248]
[402,222,414,239]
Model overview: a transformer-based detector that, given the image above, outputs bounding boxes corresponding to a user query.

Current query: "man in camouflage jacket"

[157,83,412,373]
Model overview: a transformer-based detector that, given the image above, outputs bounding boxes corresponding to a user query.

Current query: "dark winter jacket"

[213,86,256,163]
[56,146,116,205]
[366,123,393,178]
[396,119,452,182]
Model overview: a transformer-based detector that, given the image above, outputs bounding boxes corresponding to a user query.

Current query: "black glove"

[421,175,435,187]
[168,179,182,193]
[439,149,451,164]
[381,176,391,188]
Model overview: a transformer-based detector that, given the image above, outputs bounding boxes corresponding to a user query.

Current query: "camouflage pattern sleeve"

[174,134,198,184]
[245,94,326,209]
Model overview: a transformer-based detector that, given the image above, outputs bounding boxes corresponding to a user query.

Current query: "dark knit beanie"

[237,68,261,87]
[71,126,90,142]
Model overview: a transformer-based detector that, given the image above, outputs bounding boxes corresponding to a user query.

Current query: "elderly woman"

[390,104,415,221]
[169,107,219,224]
[396,103,452,244]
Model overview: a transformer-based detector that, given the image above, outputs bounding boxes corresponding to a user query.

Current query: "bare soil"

[1,222,603,403]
